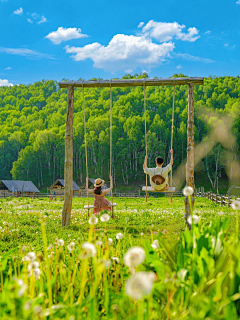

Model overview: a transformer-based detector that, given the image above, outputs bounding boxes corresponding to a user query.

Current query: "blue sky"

[0,0,240,86]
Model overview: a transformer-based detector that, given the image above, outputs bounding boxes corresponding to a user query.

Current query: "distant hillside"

[0,74,239,190]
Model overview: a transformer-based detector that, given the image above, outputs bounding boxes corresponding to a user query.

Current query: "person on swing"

[143,150,174,191]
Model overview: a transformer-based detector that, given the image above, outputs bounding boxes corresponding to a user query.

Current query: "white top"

[144,164,171,190]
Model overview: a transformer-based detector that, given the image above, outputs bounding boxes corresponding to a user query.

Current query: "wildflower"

[104,260,111,268]
[89,216,98,225]
[28,262,40,270]
[125,271,156,300]
[123,247,145,268]
[231,200,240,211]
[81,242,97,259]
[96,240,103,247]
[47,244,53,251]
[183,186,194,196]
[101,214,110,222]
[16,279,27,297]
[108,238,113,245]
[67,242,75,251]
[26,252,36,262]
[187,215,199,225]
[116,233,123,240]
[34,268,41,279]
[22,256,31,262]
[57,239,64,246]
[48,252,54,258]
[34,305,42,315]
[151,239,159,250]
[111,257,120,263]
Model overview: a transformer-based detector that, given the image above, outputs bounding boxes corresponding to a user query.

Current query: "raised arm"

[86,177,94,194]
[102,176,113,195]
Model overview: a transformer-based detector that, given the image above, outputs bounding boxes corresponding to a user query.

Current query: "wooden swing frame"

[59,77,204,227]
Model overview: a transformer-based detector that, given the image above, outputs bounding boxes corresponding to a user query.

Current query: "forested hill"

[0,74,240,190]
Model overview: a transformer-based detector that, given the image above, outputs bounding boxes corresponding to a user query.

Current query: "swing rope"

[144,82,148,203]
[82,86,90,215]
[110,84,114,217]
[170,85,175,204]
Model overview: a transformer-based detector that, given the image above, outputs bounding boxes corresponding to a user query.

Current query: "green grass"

[0,196,239,319]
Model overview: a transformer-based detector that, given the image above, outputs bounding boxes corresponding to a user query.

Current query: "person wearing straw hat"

[86,176,113,215]
[143,150,173,191]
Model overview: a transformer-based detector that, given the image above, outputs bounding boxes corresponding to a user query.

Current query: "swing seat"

[84,203,117,209]
[142,186,175,192]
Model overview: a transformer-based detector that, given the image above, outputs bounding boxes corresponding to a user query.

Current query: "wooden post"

[62,85,74,227]
[185,83,195,229]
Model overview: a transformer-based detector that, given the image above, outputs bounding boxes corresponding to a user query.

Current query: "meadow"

[0,195,239,319]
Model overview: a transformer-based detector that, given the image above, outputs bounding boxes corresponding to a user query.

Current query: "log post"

[62,85,74,227]
[185,83,195,229]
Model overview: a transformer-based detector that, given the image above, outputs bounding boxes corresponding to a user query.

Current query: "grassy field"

[0,196,239,319]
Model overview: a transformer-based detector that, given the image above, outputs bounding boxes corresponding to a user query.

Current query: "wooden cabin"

[0,180,40,196]
[50,179,80,195]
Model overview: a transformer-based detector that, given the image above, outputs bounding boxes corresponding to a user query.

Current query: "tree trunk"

[62,86,74,227]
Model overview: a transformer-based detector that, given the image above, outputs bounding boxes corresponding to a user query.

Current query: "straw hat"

[151,175,165,185]
[94,178,105,188]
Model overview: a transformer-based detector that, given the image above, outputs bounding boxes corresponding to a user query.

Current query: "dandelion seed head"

[108,238,113,245]
[125,271,155,300]
[123,247,145,268]
[81,242,97,258]
[101,214,110,222]
[67,242,75,251]
[187,215,199,225]
[183,186,194,196]
[57,239,64,246]
[151,239,159,250]
[89,216,98,225]
[26,252,36,262]
[111,257,120,263]
[116,233,123,240]
[231,200,240,211]
[96,240,103,247]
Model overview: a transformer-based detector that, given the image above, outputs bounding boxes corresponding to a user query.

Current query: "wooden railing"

[195,187,240,207]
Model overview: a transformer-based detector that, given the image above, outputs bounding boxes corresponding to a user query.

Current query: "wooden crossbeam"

[59,77,204,89]
[84,203,117,209]
[142,187,175,192]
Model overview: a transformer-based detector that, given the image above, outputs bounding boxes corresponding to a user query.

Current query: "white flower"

[26,252,36,262]
[104,260,111,268]
[22,256,30,262]
[125,271,156,300]
[183,186,194,196]
[89,216,98,225]
[28,262,40,270]
[151,240,159,250]
[108,238,113,245]
[16,279,27,297]
[111,257,120,263]
[96,240,103,247]
[101,214,110,222]
[57,239,64,246]
[231,200,240,211]
[67,242,75,251]
[187,215,199,225]
[81,242,97,259]
[34,268,41,279]
[123,247,145,268]
[116,233,123,240]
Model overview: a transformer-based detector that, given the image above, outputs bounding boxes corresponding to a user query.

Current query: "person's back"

[143,150,173,191]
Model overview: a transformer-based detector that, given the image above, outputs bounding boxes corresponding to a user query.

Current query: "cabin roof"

[0,180,40,193]
[50,179,80,191]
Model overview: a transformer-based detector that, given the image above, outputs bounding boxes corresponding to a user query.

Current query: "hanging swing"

[142,83,176,201]
[83,84,117,217]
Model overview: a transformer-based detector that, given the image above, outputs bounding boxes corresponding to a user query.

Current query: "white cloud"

[38,16,47,24]
[65,34,175,72]
[142,20,200,42]
[4,67,12,70]
[0,79,13,87]
[124,69,133,73]
[176,64,182,69]
[46,27,88,45]
[237,0,240,4]
[13,7,23,15]
[138,22,144,28]
[175,53,215,63]
[205,30,211,34]
[0,47,54,59]
[27,18,33,23]
[224,43,229,47]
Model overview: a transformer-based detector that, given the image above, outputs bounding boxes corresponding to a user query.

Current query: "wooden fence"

[195,187,240,207]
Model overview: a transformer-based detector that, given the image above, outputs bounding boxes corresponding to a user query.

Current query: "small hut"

[50,179,80,195]
[0,180,40,196]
